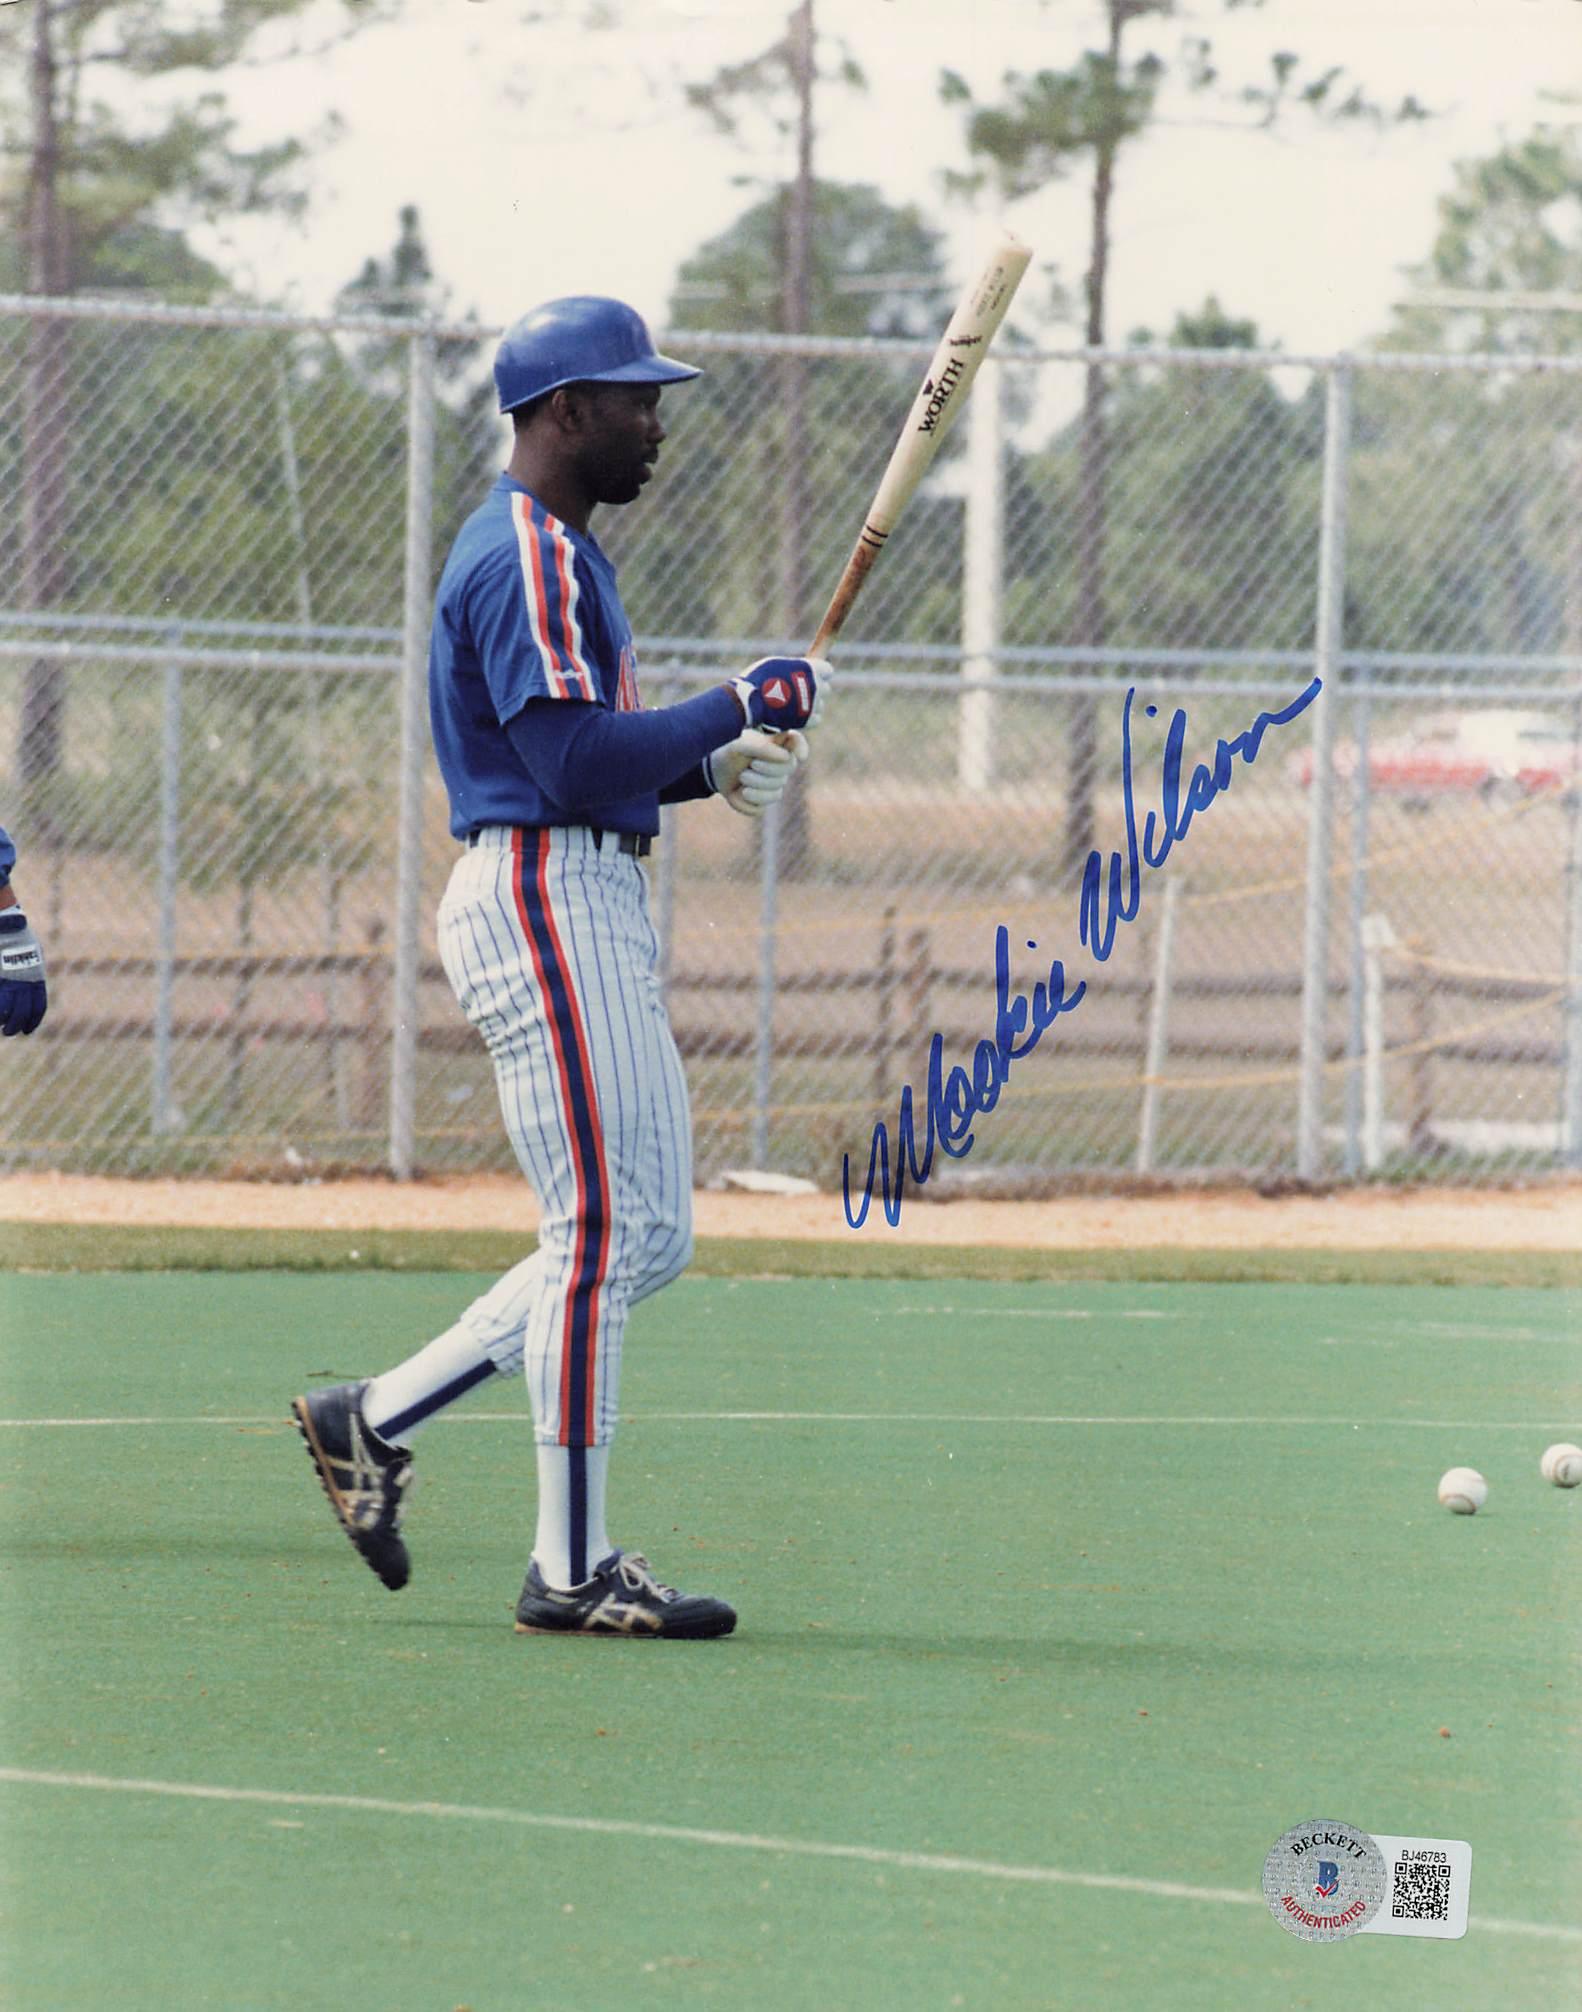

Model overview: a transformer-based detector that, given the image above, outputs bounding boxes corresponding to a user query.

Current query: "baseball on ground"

[1436,1467,1488,1515]
[1540,1443,1582,1488]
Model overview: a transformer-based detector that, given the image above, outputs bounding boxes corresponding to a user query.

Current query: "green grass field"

[2,1257,1579,2010]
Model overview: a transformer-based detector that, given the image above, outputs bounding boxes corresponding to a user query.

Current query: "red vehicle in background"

[1285,708,1582,804]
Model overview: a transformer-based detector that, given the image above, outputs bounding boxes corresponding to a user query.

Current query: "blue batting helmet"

[494,296,700,415]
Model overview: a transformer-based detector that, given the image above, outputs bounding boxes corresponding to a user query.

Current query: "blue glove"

[727,655,830,733]
[0,911,47,1036]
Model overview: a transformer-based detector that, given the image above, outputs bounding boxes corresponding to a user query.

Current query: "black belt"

[467,825,651,858]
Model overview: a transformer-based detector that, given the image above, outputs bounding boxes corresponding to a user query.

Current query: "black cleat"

[290,1381,413,1590]
[514,1550,737,1639]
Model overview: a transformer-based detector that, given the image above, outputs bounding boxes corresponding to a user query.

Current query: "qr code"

[1391,1858,1452,1920]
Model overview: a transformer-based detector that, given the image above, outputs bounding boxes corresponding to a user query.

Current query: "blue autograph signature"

[842,675,1324,1229]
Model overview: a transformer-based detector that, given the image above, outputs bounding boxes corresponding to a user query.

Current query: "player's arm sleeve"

[502,689,745,812]
[659,763,713,805]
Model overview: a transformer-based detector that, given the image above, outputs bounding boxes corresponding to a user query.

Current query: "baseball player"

[292,296,828,1639]
[0,826,49,1037]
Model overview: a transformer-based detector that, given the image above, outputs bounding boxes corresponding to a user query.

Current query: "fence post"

[1135,873,1181,1175]
[151,645,182,1135]
[903,928,933,1061]
[358,919,386,1133]
[388,328,435,1180]
[874,904,897,1106]
[958,358,1004,793]
[1564,518,1582,1163]
[751,797,782,1171]
[274,343,349,1132]
[1406,937,1435,1157]
[1565,705,1582,1167]
[1296,358,1353,1179]
[1342,679,1373,1174]
[1563,436,1582,1166]
[1360,912,1396,1171]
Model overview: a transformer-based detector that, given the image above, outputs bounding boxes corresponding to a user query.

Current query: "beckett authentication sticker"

[1262,1820,1388,1940]
[1357,1834,1472,1940]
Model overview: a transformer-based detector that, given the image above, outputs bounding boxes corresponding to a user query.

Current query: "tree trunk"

[1063,3,1122,878]
[775,0,815,879]
[18,0,73,827]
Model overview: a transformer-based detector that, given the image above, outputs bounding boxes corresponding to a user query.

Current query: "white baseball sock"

[533,1443,612,1590]
[361,1324,500,1448]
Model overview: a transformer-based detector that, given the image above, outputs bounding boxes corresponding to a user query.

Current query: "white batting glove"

[704,729,809,818]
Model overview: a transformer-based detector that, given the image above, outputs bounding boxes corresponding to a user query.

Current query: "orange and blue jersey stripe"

[615,640,642,713]
[510,495,598,702]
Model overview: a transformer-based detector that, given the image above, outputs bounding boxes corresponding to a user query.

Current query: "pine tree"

[3,0,390,810]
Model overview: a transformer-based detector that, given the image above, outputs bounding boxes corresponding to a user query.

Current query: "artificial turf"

[2,1270,1579,2010]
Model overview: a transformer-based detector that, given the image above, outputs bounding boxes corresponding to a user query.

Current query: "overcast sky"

[190,0,1580,354]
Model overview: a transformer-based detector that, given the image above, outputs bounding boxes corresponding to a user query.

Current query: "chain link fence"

[2,292,1579,1192]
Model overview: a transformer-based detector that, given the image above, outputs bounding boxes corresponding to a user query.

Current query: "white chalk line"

[0,1411,1573,1430]
[891,1307,1161,1321]
[0,1767,1574,1945]
[636,1413,1575,1430]
[891,1309,1578,1345]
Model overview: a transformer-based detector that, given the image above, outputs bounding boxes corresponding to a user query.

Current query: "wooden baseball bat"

[807,230,1032,659]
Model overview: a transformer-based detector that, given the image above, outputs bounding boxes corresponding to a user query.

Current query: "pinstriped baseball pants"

[435,824,692,1447]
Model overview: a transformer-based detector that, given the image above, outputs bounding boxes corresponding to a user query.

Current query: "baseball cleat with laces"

[290,1381,413,1590]
[514,1549,737,1639]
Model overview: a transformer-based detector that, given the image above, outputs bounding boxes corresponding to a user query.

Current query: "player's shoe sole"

[514,1550,736,1639]
[290,1381,413,1591]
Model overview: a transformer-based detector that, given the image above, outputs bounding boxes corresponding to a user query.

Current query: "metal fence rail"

[2,293,1579,1190]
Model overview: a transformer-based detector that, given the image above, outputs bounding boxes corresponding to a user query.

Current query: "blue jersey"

[429,475,651,840]
[0,825,14,888]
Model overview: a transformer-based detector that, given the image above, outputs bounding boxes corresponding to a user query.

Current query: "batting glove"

[704,729,809,818]
[0,911,47,1037]
[727,655,830,733]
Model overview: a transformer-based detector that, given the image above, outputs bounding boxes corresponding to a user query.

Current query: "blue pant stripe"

[376,1359,495,1443]
[568,1444,587,1585]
